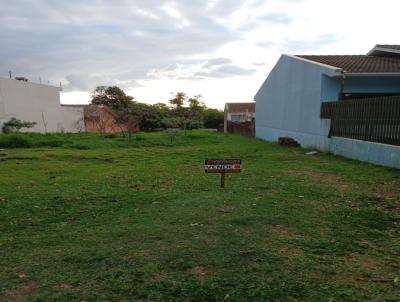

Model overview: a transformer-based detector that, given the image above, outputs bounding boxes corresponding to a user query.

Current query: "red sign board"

[204,159,242,173]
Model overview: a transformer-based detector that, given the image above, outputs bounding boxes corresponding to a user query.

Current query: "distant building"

[83,104,130,133]
[224,102,255,132]
[0,77,84,133]
[255,44,400,168]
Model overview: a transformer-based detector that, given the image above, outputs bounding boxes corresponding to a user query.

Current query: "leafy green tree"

[91,86,134,112]
[2,118,37,133]
[187,95,205,129]
[169,92,187,109]
[129,103,168,130]
[203,108,224,129]
[168,93,206,130]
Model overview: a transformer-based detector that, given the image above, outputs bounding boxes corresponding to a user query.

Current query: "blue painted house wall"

[255,55,341,150]
[255,54,400,168]
[321,75,400,98]
[343,76,400,93]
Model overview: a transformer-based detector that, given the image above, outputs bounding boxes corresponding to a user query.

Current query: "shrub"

[2,118,37,133]
[186,132,209,139]
[105,133,117,139]
[135,134,146,141]
[0,134,32,148]
[35,138,64,147]
[68,143,92,150]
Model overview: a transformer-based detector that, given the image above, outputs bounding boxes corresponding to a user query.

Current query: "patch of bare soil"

[52,284,74,290]
[268,224,304,240]
[1,285,37,302]
[239,249,256,256]
[1,290,24,302]
[332,253,399,288]
[19,285,37,294]
[345,253,382,271]
[217,205,235,214]
[369,180,400,201]
[288,170,353,191]
[188,266,206,280]
[278,246,303,258]
[289,170,400,203]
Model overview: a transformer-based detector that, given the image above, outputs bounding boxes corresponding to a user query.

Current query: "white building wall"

[254,55,341,150]
[0,78,84,133]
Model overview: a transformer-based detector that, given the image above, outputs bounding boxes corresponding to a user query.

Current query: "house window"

[231,114,247,122]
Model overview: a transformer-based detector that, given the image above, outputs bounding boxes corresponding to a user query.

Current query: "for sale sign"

[204,159,242,173]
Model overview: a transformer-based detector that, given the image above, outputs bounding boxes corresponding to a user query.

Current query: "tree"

[187,95,205,129]
[125,114,140,142]
[203,108,224,129]
[2,118,37,133]
[129,103,166,131]
[167,92,206,130]
[90,86,141,139]
[169,92,187,109]
[91,86,134,112]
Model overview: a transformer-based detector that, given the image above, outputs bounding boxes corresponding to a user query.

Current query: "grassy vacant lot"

[0,131,399,301]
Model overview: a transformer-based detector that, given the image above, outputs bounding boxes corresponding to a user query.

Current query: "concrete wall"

[255,55,340,150]
[330,137,400,169]
[0,78,84,133]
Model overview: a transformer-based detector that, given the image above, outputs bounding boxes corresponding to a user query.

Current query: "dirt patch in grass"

[52,284,74,290]
[369,180,400,201]
[1,290,24,302]
[330,253,399,288]
[217,205,235,214]
[344,253,382,272]
[188,266,206,280]
[267,224,304,240]
[19,285,37,295]
[1,285,37,302]
[278,246,303,258]
[289,170,354,191]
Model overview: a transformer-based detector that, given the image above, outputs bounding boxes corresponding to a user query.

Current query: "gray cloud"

[253,62,266,66]
[202,58,233,69]
[65,74,142,91]
[239,12,293,32]
[196,65,256,78]
[0,0,252,92]
[257,13,293,25]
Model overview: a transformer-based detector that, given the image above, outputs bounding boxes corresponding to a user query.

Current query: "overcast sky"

[1,0,399,109]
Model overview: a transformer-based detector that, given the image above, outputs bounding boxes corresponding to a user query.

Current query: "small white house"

[0,77,84,133]
[224,102,255,133]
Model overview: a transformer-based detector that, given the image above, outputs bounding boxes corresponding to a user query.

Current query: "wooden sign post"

[204,159,242,188]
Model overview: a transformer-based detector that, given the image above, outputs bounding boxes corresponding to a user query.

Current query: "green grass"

[0,131,399,301]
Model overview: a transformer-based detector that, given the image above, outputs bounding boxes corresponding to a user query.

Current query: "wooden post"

[220,172,225,188]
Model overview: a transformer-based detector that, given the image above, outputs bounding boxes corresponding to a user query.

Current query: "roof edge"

[342,72,400,77]
[367,46,400,56]
[225,102,255,105]
[0,76,61,90]
[286,54,343,75]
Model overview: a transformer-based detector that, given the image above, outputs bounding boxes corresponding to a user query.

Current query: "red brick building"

[84,104,129,133]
